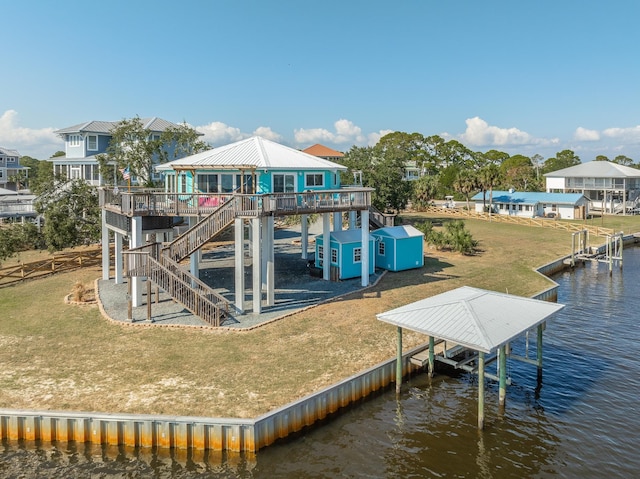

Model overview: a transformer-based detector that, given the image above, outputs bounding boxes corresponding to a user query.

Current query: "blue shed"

[371,225,424,271]
[315,229,375,280]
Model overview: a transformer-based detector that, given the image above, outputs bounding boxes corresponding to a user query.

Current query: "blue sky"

[2,0,640,162]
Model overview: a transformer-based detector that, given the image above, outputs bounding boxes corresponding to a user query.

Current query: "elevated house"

[0,147,28,191]
[100,136,374,325]
[544,161,640,214]
[302,144,345,162]
[471,190,589,220]
[51,117,192,186]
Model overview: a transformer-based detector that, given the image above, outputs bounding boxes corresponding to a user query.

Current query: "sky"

[2,0,640,162]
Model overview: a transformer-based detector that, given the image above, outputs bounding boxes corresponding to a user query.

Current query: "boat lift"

[568,229,623,275]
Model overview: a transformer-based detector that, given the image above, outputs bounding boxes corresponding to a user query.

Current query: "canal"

[2,247,639,478]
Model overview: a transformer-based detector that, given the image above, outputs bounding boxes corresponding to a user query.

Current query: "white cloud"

[458,117,558,147]
[195,121,248,146]
[574,127,600,141]
[252,126,282,142]
[0,109,62,158]
[294,119,383,147]
[602,125,640,141]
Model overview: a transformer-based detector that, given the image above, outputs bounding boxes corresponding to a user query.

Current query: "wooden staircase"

[125,198,242,326]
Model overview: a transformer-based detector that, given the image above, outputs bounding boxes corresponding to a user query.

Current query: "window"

[7,156,16,163]
[354,247,362,263]
[198,174,219,193]
[318,245,324,266]
[273,173,295,193]
[305,173,324,187]
[331,248,338,264]
[87,135,98,151]
[378,242,385,256]
[68,134,81,146]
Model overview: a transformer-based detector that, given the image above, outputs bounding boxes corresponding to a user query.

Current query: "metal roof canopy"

[377,286,564,354]
[377,286,564,429]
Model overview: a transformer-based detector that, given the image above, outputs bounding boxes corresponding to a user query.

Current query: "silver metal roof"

[156,136,347,171]
[544,161,640,178]
[54,117,187,136]
[0,147,20,157]
[377,286,564,353]
[372,225,424,239]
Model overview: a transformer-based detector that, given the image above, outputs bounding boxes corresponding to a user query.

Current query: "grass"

[0,215,637,419]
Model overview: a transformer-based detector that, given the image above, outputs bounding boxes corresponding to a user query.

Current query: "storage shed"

[371,225,424,271]
[315,229,375,280]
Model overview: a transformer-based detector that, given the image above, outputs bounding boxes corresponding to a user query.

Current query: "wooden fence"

[0,247,103,287]
[417,205,614,237]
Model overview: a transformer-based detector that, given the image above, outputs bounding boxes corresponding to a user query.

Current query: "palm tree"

[453,170,478,212]
[478,164,501,219]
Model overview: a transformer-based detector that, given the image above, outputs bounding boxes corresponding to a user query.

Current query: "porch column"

[252,217,262,313]
[266,215,275,307]
[361,209,370,287]
[349,211,357,229]
[101,210,110,280]
[322,213,330,281]
[115,232,124,284]
[301,214,308,260]
[261,217,268,289]
[234,217,245,314]
[333,212,342,231]
[478,351,486,429]
[130,216,143,307]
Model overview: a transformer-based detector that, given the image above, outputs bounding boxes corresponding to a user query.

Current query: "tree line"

[2,127,637,260]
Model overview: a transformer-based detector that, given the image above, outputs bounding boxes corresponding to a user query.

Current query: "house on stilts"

[99,136,377,325]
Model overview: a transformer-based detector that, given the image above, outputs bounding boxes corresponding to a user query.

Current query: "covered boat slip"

[377,286,564,428]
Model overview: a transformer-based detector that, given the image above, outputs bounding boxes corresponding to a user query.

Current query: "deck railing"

[99,188,373,218]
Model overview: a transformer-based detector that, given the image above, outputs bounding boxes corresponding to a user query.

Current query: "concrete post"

[301,214,308,260]
[333,212,342,232]
[101,210,110,280]
[252,218,262,313]
[349,211,357,229]
[115,232,123,284]
[234,217,244,314]
[361,209,370,287]
[266,216,275,307]
[322,213,330,281]
[130,216,143,307]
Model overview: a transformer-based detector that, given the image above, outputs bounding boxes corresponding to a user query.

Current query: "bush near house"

[415,219,478,255]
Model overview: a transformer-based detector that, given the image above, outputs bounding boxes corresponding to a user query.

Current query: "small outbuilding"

[315,229,375,280]
[371,225,424,271]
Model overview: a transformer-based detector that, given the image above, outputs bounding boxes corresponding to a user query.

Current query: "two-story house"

[51,117,192,186]
[0,147,28,190]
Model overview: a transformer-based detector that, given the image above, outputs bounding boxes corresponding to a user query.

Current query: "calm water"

[2,247,639,478]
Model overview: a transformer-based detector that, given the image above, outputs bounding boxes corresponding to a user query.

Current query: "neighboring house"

[0,187,36,221]
[302,144,345,162]
[315,229,376,280]
[544,161,640,214]
[471,190,589,220]
[156,136,347,196]
[0,147,28,190]
[371,225,424,271]
[51,117,192,186]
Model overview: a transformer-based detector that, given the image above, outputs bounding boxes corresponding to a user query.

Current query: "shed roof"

[156,137,348,171]
[317,229,373,245]
[471,191,585,205]
[376,286,563,353]
[544,161,640,178]
[372,225,424,239]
